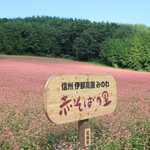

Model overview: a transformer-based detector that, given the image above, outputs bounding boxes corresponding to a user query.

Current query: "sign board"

[44,74,117,124]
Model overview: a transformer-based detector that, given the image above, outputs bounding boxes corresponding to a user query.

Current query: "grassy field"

[0,56,149,150]
[0,55,5,59]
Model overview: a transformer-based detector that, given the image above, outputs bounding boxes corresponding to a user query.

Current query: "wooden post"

[78,119,91,149]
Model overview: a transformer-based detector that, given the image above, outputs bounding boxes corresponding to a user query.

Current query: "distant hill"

[0,16,150,71]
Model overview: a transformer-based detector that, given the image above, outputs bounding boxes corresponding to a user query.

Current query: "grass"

[89,59,111,68]
[0,54,6,59]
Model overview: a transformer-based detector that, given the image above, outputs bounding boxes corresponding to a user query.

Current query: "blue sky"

[0,0,150,26]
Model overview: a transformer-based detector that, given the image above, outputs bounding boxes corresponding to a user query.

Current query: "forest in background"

[0,16,150,71]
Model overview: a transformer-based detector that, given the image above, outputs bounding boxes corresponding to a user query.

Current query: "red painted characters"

[59,91,111,116]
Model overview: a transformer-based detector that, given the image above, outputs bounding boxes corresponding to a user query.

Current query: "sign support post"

[78,119,91,148]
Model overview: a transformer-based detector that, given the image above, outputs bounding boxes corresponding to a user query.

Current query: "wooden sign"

[44,74,117,124]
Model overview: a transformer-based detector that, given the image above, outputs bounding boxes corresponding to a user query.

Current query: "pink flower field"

[0,56,149,150]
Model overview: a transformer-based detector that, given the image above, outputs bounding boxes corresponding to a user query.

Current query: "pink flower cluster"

[0,56,149,149]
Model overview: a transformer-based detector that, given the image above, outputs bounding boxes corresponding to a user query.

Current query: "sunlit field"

[0,56,149,150]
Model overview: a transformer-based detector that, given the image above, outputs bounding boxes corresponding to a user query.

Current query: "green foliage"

[0,16,149,71]
[100,30,150,71]
[0,141,12,150]
[89,59,109,67]
[0,55,5,59]
[39,118,149,149]
[88,118,149,150]
[39,123,78,149]
[19,141,35,150]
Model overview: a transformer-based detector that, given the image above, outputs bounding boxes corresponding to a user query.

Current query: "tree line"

[0,16,150,71]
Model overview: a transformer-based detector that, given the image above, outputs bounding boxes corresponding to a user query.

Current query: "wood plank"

[44,74,117,124]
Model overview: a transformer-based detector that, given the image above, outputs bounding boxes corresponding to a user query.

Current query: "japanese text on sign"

[61,81,109,91]
[85,128,91,147]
